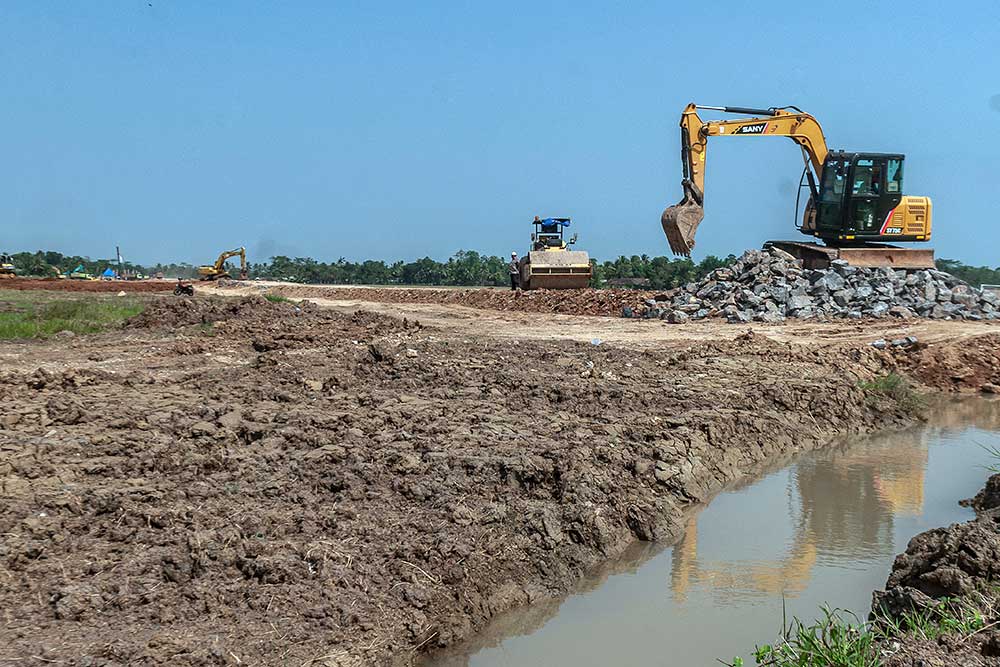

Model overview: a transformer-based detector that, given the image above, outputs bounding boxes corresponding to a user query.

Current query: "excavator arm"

[663,103,830,256]
[214,247,247,275]
[200,247,248,280]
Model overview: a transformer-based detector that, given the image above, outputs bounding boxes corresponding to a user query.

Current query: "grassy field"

[0,290,144,339]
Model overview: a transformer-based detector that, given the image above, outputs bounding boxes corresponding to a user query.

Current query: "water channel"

[428,398,1000,666]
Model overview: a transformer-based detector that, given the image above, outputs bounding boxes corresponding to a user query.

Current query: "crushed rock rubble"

[626,247,1000,324]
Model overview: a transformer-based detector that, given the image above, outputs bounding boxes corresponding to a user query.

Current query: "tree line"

[935,259,1000,289]
[247,251,740,290]
[4,250,202,281]
[5,248,999,291]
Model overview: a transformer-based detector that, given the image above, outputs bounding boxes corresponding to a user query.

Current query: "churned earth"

[873,473,1000,667]
[1,292,999,666]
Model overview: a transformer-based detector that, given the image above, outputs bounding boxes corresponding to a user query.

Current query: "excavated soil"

[252,283,657,317]
[895,333,1000,393]
[1,278,177,293]
[2,293,999,666]
[874,474,1000,666]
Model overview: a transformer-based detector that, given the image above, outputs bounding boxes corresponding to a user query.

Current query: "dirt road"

[2,290,999,666]
[214,281,1000,349]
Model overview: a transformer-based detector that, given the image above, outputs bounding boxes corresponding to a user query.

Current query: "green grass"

[727,607,879,667]
[263,293,291,303]
[0,293,144,339]
[726,598,992,667]
[878,598,987,642]
[980,441,1000,474]
[859,372,925,413]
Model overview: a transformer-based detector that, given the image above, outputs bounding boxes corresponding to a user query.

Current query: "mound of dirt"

[128,294,415,331]
[893,333,1000,392]
[882,636,1000,667]
[874,474,1000,666]
[126,294,303,328]
[262,283,657,317]
[0,278,176,293]
[963,475,1000,513]
[875,519,1000,608]
[0,295,994,665]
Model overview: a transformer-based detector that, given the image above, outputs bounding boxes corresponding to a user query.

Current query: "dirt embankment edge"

[873,472,1000,666]
[2,297,1000,666]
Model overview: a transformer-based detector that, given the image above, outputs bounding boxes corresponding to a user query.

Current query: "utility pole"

[116,246,123,279]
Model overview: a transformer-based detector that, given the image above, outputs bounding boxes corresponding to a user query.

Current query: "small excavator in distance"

[519,216,593,289]
[198,247,248,281]
[661,104,934,268]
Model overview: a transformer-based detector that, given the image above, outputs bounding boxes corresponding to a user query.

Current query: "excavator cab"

[808,152,931,245]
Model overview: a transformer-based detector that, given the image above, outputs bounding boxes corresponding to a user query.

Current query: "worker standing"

[508,252,520,291]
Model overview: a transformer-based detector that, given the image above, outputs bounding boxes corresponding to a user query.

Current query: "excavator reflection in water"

[424,401,1000,667]
[669,429,929,603]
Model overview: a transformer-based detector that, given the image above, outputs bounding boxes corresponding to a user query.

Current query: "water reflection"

[671,429,929,603]
[427,399,1000,667]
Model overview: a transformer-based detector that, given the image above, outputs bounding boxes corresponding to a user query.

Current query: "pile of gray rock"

[629,247,999,324]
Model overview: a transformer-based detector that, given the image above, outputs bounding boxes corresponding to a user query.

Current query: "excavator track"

[763,241,936,270]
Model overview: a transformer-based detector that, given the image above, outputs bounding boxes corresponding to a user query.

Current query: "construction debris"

[648,248,999,323]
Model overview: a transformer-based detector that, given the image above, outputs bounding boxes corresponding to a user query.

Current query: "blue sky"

[2,2,998,266]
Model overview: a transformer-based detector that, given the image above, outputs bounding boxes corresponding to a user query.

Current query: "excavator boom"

[663,103,829,256]
[198,247,248,280]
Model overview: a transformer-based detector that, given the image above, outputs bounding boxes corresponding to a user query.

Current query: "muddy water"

[428,399,1000,666]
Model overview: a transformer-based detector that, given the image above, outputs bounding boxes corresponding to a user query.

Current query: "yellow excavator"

[198,247,248,281]
[519,216,593,289]
[662,104,934,268]
[0,253,15,279]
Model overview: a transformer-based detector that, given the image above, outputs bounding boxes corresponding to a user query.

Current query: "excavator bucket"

[661,182,704,256]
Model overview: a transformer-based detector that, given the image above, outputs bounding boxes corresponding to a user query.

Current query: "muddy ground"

[874,473,1000,666]
[2,292,1000,665]
[235,281,657,318]
[0,278,656,315]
